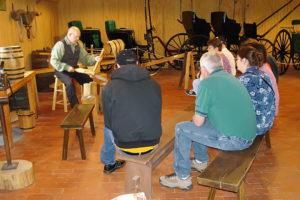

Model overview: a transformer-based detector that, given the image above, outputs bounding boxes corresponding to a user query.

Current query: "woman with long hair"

[237,46,276,135]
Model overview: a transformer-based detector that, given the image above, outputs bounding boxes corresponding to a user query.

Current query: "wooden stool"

[60,104,95,160]
[52,75,69,112]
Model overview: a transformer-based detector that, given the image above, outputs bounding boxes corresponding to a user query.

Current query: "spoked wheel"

[258,38,274,55]
[179,35,209,69]
[165,33,188,69]
[272,29,292,75]
[138,38,165,76]
[292,52,300,70]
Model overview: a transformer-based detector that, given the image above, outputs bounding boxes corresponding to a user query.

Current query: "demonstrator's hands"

[67,66,75,72]
[95,56,102,62]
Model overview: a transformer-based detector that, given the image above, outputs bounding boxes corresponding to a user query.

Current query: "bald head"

[67,26,81,44]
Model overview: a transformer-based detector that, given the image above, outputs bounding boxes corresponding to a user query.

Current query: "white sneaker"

[191,158,207,172]
[159,173,193,190]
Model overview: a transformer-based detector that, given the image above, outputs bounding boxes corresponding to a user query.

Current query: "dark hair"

[116,49,137,66]
[207,38,222,51]
[217,36,226,45]
[237,46,263,67]
[241,39,267,63]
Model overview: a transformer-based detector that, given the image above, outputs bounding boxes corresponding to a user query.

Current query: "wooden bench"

[117,110,194,200]
[197,132,271,200]
[60,104,96,160]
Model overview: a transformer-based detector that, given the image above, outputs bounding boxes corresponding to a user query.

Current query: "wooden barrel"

[103,39,125,57]
[18,110,35,132]
[0,46,25,83]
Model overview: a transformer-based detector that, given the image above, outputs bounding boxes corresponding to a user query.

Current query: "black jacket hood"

[111,64,150,82]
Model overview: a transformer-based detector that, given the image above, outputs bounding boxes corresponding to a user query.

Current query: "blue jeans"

[100,126,157,165]
[192,78,201,94]
[173,119,254,179]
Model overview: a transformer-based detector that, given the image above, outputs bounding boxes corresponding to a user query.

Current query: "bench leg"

[89,113,95,136]
[52,77,58,111]
[237,181,245,200]
[124,162,152,200]
[62,129,69,160]
[76,129,86,160]
[265,131,271,148]
[208,188,216,200]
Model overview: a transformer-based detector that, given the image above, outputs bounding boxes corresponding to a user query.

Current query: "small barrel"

[0,46,25,84]
[103,39,125,57]
[18,109,35,132]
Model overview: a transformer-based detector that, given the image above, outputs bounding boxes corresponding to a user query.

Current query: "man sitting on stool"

[101,49,162,174]
[50,26,101,108]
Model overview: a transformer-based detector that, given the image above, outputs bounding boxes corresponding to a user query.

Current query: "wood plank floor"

[0,67,299,200]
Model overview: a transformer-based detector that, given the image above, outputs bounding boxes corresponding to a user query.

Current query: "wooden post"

[124,162,152,200]
[3,104,12,148]
[208,188,216,200]
[237,181,245,200]
[265,131,271,148]
[190,53,196,82]
[0,99,12,166]
[76,129,86,160]
[178,52,188,89]
[62,129,69,160]
[178,52,195,90]
[184,52,191,90]
[81,82,99,127]
[27,74,38,119]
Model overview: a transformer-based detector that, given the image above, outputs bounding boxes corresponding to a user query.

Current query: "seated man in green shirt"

[50,26,101,108]
[159,52,257,190]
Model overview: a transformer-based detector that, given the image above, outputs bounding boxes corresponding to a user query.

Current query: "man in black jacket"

[101,49,162,174]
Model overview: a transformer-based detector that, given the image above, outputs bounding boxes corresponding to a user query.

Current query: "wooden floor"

[0,66,299,200]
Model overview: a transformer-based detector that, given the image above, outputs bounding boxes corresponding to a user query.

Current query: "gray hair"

[200,52,223,73]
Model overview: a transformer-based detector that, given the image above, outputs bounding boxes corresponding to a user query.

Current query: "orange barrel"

[0,46,25,83]
[103,39,125,57]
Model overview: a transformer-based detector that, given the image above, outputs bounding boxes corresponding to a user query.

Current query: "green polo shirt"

[50,36,96,72]
[196,69,256,140]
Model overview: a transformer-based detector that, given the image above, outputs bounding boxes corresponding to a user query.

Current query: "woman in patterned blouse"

[236,46,276,135]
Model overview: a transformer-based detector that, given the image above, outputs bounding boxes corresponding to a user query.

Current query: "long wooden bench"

[197,132,271,200]
[60,104,95,160]
[117,110,194,200]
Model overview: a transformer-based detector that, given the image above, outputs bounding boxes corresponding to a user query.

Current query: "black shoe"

[185,90,196,96]
[103,160,126,174]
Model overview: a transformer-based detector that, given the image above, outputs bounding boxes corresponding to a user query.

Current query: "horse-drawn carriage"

[272,19,300,75]
[164,11,211,69]
[164,10,256,70]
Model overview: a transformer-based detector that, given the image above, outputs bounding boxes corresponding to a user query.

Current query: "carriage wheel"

[165,33,188,70]
[179,35,209,69]
[139,37,165,76]
[258,38,274,55]
[292,52,300,70]
[272,29,292,75]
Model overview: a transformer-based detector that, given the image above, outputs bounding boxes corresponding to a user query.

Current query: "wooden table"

[0,71,38,148]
